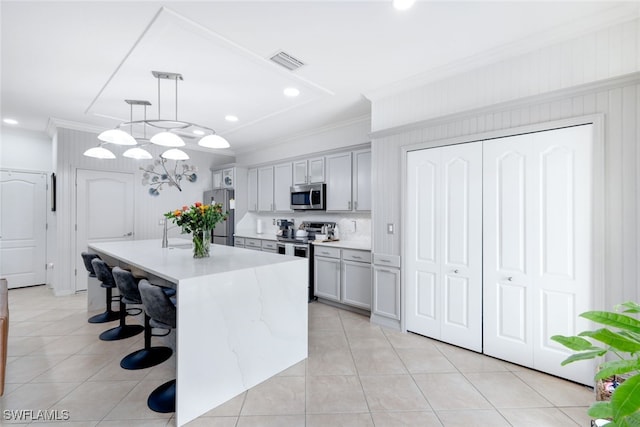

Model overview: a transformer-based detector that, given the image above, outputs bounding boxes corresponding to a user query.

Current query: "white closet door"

[0,171,47,288]
[406,142,482,351]
[483,125,594,385]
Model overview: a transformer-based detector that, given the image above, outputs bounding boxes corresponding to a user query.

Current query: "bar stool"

[94,260,144,341]
[139,279,177,413]
[83,253,120,323]
[112,267,173,370]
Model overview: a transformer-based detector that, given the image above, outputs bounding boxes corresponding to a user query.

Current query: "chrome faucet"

[162,218,169,248]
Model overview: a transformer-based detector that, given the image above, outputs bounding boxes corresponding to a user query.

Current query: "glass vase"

[192,228,211,258]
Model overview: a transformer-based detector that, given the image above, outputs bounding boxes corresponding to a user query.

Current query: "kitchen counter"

[88,239,307,427]
[234,231,277,241]
[312,239,371,251]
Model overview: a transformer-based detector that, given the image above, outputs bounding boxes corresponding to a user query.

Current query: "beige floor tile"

[436,409,511,426]
[309,329,349,353]
[241,376,305,416]
[306,412,374,427]
[277,360,306,377]
[435,343,510,373]
[183,417,238,427]
[306,375,368,414]
[383,329,439,349]
[236,414,305,427]
[560,406,593,426]
[308,302,341,317]
[8,320,44,336]
[500,407,580,426]
[7,336,59,357]
[31,354,113,383]
[199,392,246,417]
[0,382,80,413]
[29,422,98,427]
[395,347,457,374]
[88,358,151,382]
[370,411,442,426]
[360,375,430,411]
[513,370,595,406]
[5,355,67,383]
[54,380,139,421]
[32,334,99,356]
[307,348,357,376]
[98,420,169,427]
[465,372,553,408]
[351,347,407,375]
[414,373,492,410]
[8,309,48,322]
[346,334,393,350]
[309,313,344,331]
[102,379,174,421]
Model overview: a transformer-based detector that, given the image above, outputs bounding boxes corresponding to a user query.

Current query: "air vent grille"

[270,51,305,71]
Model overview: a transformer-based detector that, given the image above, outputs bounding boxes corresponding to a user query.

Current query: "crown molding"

[364,2,640,102]
[46,117,104,138]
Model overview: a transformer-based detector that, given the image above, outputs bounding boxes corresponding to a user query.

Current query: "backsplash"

[236,212,371,243]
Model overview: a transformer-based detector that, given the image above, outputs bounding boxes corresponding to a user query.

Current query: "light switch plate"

[387,223,394,234]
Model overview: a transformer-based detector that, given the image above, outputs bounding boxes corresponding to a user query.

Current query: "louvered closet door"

[483,125,595,385]
[406,142,482,352]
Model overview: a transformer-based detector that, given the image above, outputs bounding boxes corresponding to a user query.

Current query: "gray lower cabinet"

[315,247,371,310]
[245,238,262,251]
[372,266,400,320]
[234,237,245,248]
[261,240,278,253]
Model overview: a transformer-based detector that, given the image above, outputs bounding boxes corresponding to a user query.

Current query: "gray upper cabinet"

[247,168,258,212]
[212,170,223,189]
[293,157,324,185]
[353,149,371,212]
[257,166,274,212]
[325,152,352,211]
[273,162,293,212]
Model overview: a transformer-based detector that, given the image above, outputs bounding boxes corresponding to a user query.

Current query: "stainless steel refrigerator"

[203,189,235,246]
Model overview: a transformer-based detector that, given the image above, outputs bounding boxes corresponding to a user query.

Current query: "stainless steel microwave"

[290,183,326,211]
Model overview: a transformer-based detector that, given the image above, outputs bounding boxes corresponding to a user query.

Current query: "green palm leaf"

[581,311,640,334]
[611,375,640,419]
[596,359,640,380]
[580,329,640,353]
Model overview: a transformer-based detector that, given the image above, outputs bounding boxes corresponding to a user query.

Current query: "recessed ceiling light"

[283,87,300,97]
[225,115,238,122]
[193,130,205,136]
[393,0,415,10]
[3,118,18,125]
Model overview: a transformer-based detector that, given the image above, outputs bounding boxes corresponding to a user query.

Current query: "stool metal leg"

[99,298,144,341]
[120,314,172,369]
[147,379,176,413]
[88,287,120,323]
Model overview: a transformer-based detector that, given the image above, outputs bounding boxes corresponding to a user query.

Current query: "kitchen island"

[88,239,308,426]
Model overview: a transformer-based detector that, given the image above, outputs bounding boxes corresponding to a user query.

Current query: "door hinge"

[74,268,77,276]
[46,223,48,230]
[75,224,77,231]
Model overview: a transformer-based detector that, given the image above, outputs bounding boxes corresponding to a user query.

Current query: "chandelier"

[84,71,229,160]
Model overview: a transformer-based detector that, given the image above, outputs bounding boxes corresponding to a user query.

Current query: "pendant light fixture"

[83,145,116,159]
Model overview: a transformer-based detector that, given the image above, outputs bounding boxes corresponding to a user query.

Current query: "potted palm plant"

[551,301,640,426]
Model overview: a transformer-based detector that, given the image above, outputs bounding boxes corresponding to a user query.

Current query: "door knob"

[453,269,459,274]
[123,232,133,237]
[507,276,513,281]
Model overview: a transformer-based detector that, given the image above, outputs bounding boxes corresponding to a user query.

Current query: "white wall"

[51,127,229,295]
[369,15,640,309]
[0,126,52,171]
[235,117,370,166]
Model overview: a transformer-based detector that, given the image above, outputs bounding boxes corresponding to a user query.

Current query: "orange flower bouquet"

[164,201,228,258]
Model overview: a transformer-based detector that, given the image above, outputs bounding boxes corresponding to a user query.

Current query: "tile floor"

[1,285,596,426]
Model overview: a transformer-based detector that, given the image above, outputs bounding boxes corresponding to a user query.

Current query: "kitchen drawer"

[314,246,341,259]
[234,237,245,246]
[245,238,262,250]
[261,240,277,251]
[373,253,400,268]
[342,249,371,263]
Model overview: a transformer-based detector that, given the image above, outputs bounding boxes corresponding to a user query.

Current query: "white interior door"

[406,142,482,351]
[0,171,47,288]
[483,125,595,385]
[75,169,134,292]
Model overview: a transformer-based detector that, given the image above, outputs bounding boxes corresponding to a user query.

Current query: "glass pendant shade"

[97,128,137,145]
[84,146,116,159]
[198,134,230,149]
[161,148,189,160]
[123,147,153,160]
[150,131,185,147]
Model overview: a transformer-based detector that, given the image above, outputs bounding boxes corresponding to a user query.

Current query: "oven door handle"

[309,189,314,208]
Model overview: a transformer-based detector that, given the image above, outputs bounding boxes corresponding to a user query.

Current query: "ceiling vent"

[269,51,305,71]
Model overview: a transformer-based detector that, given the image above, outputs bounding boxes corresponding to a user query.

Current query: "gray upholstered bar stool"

[94,260,144,341]
[83,253,120,323]
[112,267,173,370]
[139,279,177,413]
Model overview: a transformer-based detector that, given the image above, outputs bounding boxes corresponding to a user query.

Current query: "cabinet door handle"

[378,268,393,273]
[379,259,391,263]
[348,201,351,210]
[352,255,361,259]
[354,201,358,210]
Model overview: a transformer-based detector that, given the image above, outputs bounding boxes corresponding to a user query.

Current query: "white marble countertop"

[234,231,278,241]
[89,238,300,283]
[312,240,371,251]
